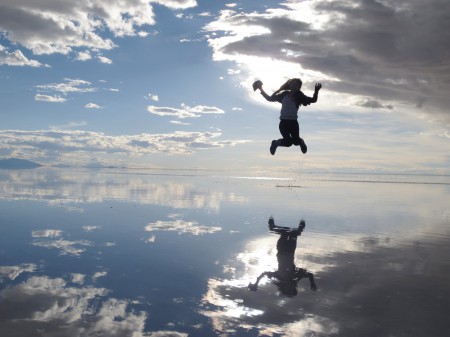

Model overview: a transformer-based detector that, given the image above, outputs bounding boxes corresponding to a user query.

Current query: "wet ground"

[1,168,449,337]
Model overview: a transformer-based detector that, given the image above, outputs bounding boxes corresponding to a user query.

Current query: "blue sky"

[1,0,449,173]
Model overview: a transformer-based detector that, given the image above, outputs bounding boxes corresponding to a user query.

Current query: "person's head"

[288,78,302,91]
[276,78,302,93]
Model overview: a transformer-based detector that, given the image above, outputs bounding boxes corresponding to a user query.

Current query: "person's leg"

[278,120,294,147]
[290,121,301,146]
[289,120,307,154]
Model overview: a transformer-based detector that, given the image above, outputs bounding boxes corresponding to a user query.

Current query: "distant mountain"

[0,158,43,169]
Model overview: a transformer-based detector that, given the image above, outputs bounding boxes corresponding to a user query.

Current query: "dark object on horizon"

[0,158,43,169]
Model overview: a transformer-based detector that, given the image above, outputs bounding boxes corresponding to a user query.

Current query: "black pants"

[278,119,302,147]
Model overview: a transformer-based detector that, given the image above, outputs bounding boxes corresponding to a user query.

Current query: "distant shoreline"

[0,158,43,169]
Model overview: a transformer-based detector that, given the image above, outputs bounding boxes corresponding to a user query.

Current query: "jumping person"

[253,79,322,155]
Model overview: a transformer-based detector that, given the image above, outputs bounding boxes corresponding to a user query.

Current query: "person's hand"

[315,83,322,91]
[252,80,263,91]
[248,283,258,291]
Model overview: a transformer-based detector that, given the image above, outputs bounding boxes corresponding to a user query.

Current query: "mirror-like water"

[1,168,449,336]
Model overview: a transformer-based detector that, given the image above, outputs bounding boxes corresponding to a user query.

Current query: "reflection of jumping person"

[248,217,317,297]
[253,79,322,155]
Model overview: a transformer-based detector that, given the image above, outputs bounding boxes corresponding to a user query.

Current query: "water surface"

[1,168,449,336]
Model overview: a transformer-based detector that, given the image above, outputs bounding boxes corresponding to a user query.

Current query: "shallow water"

[0,168,449,337]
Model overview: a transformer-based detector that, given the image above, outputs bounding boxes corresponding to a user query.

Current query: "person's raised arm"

[248,271,275,291]
[253,80,283,102]
[258,86,274,102]
[301,83,322,106]
[311,83,322,103]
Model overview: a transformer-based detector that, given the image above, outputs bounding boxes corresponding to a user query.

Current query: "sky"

[0,0,449,173]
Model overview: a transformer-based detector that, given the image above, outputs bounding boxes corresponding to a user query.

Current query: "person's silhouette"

[253,79,322,155]
[248,217,317,297]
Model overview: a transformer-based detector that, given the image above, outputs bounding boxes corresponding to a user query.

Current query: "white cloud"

[35,78,98,104]
[170,120,191,126]
[0,0,197,58]
[76,50,92,61]
[137,31,150,37]
[152,0,197,10]
[227,68,240,75]
[35,94,67,103]
[145,93,160,101]
[98,55,112,64]
[147,103,225,119]
[85,103,102,109]
[0,46,44,67]
[0,129,246,164]
[37,78,95,94]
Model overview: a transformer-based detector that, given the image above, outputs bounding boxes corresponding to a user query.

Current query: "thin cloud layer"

[0,129,245,164]
[147,103,225,119]
[205,0,450,124]
[34,94,67,103]
[37,78,95,94]
[34,78,118,104]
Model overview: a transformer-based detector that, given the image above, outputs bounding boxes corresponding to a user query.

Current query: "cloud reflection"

[0,268,188,337]
[0,264,37,280]
[145,219,222,236]
[32,229,92,256]
[200,219,450,336]
[31,229,63,238]
[0,168,247,211]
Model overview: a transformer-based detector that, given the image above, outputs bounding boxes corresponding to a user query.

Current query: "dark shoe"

[297,220,305,235]
[270,140,278,155]
[300,138,307,154]
[268,217,275,229]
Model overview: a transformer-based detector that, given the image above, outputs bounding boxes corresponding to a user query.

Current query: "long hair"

[273,78,302,94]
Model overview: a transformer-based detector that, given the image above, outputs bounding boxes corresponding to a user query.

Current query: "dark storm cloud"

[357,99,393,110]
[206,0,450,123]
